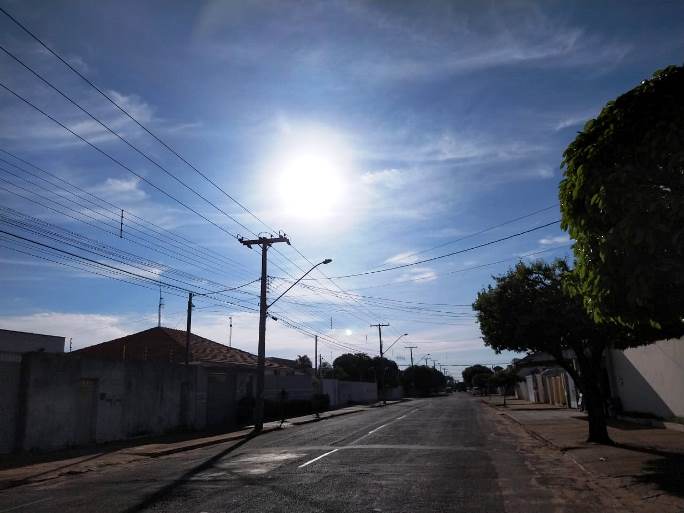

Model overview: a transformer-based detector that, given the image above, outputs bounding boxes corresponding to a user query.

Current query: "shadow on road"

[121,431,258,513]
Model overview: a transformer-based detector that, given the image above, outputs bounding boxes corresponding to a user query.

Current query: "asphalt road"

[0,394,620,513]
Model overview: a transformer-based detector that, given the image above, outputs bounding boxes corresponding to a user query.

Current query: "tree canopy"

[294,355,312,369]
[461,364,493,388]
[400,365,446,396]
[472,260,649,443]
[560,64,684,335]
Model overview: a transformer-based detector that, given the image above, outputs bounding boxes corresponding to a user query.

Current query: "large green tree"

[473,260,652,444]
[461,364,493,389]
[560,64,684,335]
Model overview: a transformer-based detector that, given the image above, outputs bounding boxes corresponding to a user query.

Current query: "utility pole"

[405,346,417,368]
[228,316,233,348]
[405,345,417,395]
[185,292,193,365]
[370,323,389,404]
[69,337,72,352]
[119,209,124,238]
[158,285,164,328]
[314,335,318,377]
[239,234,290,432]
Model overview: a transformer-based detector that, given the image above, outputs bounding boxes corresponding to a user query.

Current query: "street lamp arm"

[384,333,408,354]
[267,259,332,309]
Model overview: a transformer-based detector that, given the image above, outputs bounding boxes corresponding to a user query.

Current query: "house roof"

[75,326,287,370]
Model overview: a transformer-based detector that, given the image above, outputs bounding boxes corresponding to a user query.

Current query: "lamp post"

[252,257,332,431]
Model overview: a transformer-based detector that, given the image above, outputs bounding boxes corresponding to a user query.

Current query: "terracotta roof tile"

[75,326,288,369]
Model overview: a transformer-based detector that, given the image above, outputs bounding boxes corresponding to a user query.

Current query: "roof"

[75,326,288,370]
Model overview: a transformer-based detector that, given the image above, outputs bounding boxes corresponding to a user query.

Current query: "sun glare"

[278,150,345,219]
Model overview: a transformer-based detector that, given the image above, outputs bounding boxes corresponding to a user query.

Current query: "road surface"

[0,394,620,512]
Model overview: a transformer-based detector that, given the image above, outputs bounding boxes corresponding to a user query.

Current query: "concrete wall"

[384,386,403,401]
[338,380,377,405]
[0,329,64,353]
[264,373,313,401]
[322,379,339,408]
[0,360,21,453]
[608,338,684,419]
[321,379,378,406]
[9,353,210,453]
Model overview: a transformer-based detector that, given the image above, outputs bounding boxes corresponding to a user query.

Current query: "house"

[75,326,290,374]
[512,352,579,408]
[0,327,314,454]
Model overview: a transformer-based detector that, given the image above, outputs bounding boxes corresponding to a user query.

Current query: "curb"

[480,399,562,450]
[124,407,370,457]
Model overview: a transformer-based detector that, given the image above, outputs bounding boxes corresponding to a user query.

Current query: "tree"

[319,361,334,378]
[462,364,493,389]
[473,260,650,444]
[333,353,375,382]
[294,354,312,370]
[400,365,446,396]
[372,356,400,389]
[489,368,522,406]
[560,64,684,336]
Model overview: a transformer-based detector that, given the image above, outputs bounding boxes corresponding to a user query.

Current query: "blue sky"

[1,0,683,375]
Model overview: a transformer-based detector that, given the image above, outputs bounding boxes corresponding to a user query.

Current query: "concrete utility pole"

[158,286,164,328]
[185,292,193,365]
[239,234,290,431]
[239,234,330,432]
[228,316,233,348]
[370,323,390,404]
[314,335,318,377]
[405,346,417,368]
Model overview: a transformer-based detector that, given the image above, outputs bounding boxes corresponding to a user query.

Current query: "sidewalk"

[482,396,684,513]
[0,402,397,491]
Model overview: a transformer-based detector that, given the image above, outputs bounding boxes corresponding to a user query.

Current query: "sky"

[1,0,683,377]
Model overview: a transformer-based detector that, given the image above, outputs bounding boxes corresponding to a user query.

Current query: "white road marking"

[0,497,53,512]
[367,423,388,434]
[298,448,339,468]
[396,414,407,420]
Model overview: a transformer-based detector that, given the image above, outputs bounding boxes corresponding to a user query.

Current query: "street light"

[384,333,408,354]
[268,259,332,309]
[253,257,332,432]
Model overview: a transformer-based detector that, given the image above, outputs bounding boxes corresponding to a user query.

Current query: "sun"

[277,150,345,219]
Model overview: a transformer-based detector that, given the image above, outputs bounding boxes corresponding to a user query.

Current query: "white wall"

[609,337,684,419]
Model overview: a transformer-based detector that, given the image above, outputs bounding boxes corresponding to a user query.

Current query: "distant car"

[471,387,482,396]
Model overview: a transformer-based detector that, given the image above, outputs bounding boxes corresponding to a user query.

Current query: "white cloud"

[538,234,570,246]
[361,168,406,189]
[395,266,437,283]
[384,251,419,266]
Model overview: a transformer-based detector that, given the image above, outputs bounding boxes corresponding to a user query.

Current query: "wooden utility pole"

[370,323,389,405]
[239,234,290,432]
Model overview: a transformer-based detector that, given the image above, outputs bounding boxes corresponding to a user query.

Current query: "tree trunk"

[584,384,611,444]
[554,350,613,445]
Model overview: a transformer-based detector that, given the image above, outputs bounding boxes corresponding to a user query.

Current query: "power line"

[0,80,240,240]
[317,220,560,280]
[0,7,392,340]
[0,148,249,272]
[347,244,573,291]
[392,204,559,262]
